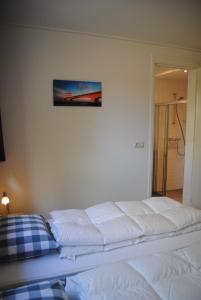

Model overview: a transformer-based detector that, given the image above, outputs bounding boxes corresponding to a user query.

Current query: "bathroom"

[152,66,188,202]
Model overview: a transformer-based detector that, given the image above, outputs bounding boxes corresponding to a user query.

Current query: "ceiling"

[155,66,188,80]
[1,0,201,51]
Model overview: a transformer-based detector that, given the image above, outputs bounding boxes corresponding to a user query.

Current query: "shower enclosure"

[152,100,186,198]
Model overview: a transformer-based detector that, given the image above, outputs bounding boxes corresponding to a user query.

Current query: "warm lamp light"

[1,192,10,214]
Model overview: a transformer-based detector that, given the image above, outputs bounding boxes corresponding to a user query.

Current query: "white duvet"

[66,241,201,300]
[50,197,201,258]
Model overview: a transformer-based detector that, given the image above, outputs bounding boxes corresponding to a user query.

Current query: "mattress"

[1,229,201,289]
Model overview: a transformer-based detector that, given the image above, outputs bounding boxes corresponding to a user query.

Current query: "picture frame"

[53,80,102,107]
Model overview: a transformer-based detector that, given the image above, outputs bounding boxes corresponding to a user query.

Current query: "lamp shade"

[1,192,10,205]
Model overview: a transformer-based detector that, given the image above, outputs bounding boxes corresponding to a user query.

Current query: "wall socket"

[135,142,144,148]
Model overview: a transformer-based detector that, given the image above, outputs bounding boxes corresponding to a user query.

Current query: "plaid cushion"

[0,280,68,300]
[0,215,58,262]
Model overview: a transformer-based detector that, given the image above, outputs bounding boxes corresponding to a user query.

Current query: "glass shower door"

[153,104,169,196]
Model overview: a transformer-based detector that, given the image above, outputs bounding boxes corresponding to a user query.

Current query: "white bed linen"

[50,197,201,249]
[59,223,201,259]
[1,229,201,289]
[66,241,201,300]
[67,262,161,300]
[49,197,201,259]
[59,245,104,259]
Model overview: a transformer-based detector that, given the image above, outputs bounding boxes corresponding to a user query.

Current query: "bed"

[1,228,201,289]
[1,197,201,290]
[66,240,201,300]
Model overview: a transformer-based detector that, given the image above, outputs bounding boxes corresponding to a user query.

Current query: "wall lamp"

[1,192,10,214]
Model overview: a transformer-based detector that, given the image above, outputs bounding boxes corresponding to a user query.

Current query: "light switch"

[135,142,144,148]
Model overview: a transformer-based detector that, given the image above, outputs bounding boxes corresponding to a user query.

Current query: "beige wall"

[0,26,201,215]
[155,78,187,104]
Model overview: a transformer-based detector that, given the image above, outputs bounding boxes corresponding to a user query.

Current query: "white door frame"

[147,56,199,203]
[183,70,197,205]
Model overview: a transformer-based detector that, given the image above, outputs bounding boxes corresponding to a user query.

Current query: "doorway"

[152,65,188,202]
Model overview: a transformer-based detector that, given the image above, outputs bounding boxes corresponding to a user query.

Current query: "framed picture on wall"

[53,80,102,106]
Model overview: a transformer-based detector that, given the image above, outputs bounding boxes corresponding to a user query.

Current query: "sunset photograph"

[53,80,102,106]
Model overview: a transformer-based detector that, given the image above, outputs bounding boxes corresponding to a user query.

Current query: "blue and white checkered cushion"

[0,214,58,262]
[0,280,68,300]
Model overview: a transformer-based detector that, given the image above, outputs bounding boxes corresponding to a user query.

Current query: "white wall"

[0,26,201,215]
